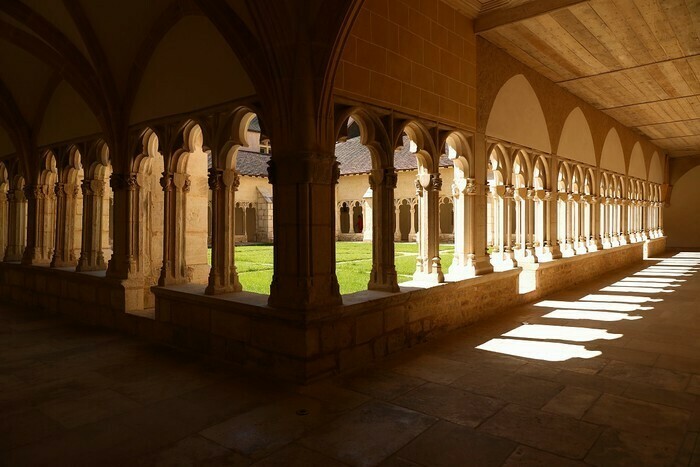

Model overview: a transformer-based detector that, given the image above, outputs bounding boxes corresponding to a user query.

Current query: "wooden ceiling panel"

[479,0,700,156]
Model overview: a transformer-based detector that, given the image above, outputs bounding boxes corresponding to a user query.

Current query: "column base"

[368,266,400,293]
[268,274,342,310]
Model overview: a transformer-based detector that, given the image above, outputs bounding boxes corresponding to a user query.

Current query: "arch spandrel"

[0,128,14,158]
[628,142,646,179]
[600,128,626,175]
[649,151,664,184]
[37,81,101,147]
[486,75,551,153]
[129,16,255,125]
[557,108,595,166]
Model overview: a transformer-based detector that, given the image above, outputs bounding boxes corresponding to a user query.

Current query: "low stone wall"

[646,236,667,258]
[0,237,666,382]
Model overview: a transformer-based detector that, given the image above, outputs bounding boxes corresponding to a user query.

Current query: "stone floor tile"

[135,435,235,467]
[622,381,699,411]
[675,432,699,467]
[298,401,436,467]
[339,369,425,400]
[553,369,630,395]
[390,355,473,384]
[599,360,691,391]
[395,420,516,467]
[591,344,659,367]
[0,408,64,451]
[451,372,564,408]
[200,395,337,460]
[479,404,601,459]
[583,393,690,441]
[688,375,700,396]
[251,444,347,466]
[542,386,600,419]
[296,380,370,413]
[38,388,140,428]
[655,354,700,375]
[585,428,683,467]
[502,445,589,466]
[393,382,505,428]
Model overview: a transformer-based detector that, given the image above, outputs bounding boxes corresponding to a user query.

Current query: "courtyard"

[210,243,456,295]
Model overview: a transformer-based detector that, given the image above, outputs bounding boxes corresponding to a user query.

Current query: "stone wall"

[335,0,477,128]
[0,238,666,382]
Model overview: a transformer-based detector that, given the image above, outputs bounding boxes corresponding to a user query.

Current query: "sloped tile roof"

[235,136,451,178]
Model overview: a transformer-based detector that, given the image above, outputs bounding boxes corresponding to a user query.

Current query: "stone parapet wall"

[0,237,666,382]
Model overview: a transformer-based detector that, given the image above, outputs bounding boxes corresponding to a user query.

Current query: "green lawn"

[210,242,454,295]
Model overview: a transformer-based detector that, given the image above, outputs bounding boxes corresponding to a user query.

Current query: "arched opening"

[439,197,453,236]
[487,145,514,271]
[75,141,113,273]
[132,130,165,305]
[4,173,27,262]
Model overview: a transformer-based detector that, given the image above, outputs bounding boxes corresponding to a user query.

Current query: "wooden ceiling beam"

[475,0,590,34]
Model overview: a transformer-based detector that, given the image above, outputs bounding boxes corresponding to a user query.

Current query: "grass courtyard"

[211,242,455,295]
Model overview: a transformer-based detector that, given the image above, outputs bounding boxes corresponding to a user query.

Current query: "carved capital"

[54,182,66,197]
[160,173,173,192]
[111,173,138,191]
[267,159,276,185]
[430,173,442,192]
[543,190,553,201]
[183,177,191,193]
[208,168,222,191]
[415,177,423,197]
[384,167,398,189]
[503,184,515,199]
[332,160,341,185]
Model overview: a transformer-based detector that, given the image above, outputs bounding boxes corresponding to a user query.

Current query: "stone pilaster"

[206,168,242,295]
[76,179,106,271]
[267,153,342,309]
[367,167,399,292]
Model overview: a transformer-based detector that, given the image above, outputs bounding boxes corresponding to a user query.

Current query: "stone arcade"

[0,0,691,383]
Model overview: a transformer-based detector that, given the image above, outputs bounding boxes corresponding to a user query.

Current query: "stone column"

[543,190,560,259]
[588,197,602,251]
[159,172,190,285]
[502,184,516,267]
[267,154,341,309]
[408,201,416,241]
[0,190,7,260]
[513,188,524,261]
[619,199,629,245]
[362,185,373,243]
[22,184,53,265]
[394,200,401,242]
[611,199,621,247]
[335,201,342,240]
[106,173,140,280]
[641,201,649,240]
[76,179,106,271]
[368,168,399,292]
[413,173,444,283]
[206,168,242,295]
[559,192,574,257]
[3,189,26,261]
[51,183,78,267]
[449,176,478,278]
[524,187,537,261]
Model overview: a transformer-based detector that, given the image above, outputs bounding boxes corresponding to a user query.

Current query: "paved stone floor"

[1,251,699,466]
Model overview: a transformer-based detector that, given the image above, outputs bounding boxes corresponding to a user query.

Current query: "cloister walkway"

[1,252,698,466]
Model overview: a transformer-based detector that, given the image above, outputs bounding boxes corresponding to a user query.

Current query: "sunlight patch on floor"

[477,338,601,361]
[502,324,623,342]
[542,309,642,322]
[534,300,651,312]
